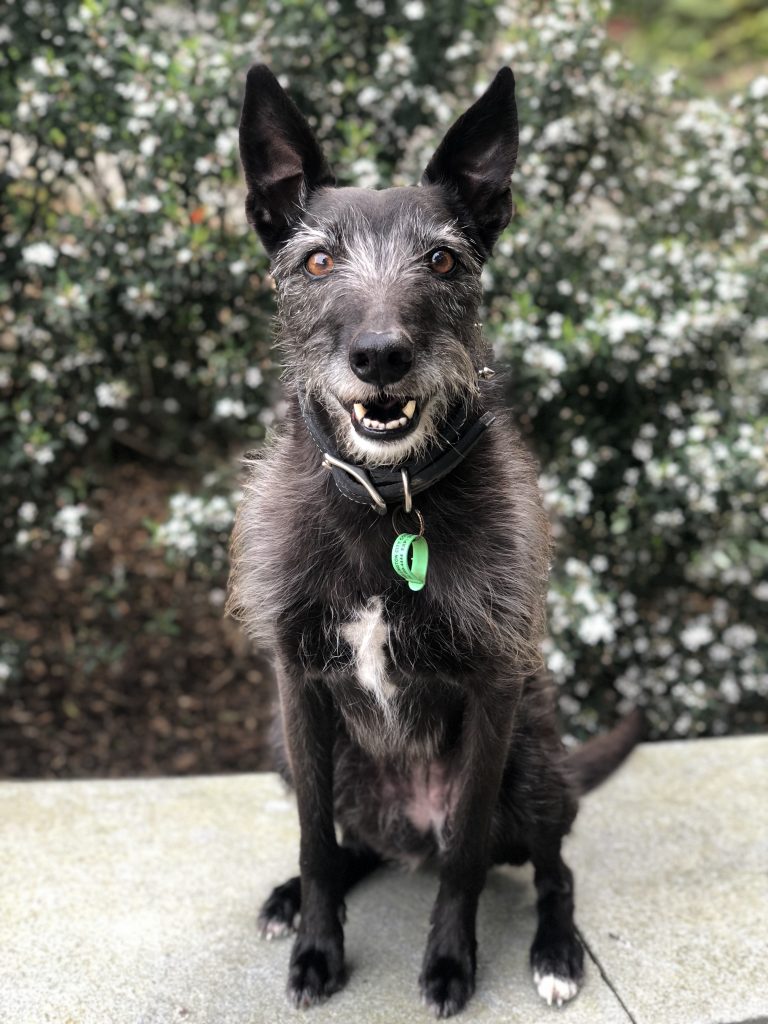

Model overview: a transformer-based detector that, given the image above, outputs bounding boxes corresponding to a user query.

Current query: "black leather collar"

[298,390,495,514]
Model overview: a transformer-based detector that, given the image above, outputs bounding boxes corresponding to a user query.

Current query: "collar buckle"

[321,452,388,514]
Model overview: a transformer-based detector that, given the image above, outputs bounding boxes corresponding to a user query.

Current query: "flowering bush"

[1,0,273,560]
[2,0,765,738]
[482,6,768,737]
[149,474,239,577]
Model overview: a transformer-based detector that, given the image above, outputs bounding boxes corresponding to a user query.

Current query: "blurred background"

[1,0,766,779]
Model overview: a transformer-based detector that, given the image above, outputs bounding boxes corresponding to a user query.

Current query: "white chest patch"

[341,596,395,701]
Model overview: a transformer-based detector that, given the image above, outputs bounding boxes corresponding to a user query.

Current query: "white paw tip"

[533,971,579,1007]
[261,918,293,940]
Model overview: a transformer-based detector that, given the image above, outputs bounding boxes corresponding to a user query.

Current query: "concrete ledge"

[1,736,766,1024]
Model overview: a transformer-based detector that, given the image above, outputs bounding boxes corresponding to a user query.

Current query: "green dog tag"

[391,533,429,592]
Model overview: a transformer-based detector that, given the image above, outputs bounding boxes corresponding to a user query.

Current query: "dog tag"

[391,533,429,592]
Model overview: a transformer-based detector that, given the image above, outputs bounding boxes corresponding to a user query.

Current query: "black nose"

[349,330,414,386]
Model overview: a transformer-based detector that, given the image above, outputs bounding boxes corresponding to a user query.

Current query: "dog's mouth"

[348,396,420,439]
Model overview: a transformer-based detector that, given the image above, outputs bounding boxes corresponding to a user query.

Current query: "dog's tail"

[565,709,646,795]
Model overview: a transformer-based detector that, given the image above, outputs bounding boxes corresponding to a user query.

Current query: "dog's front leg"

[277,660,345,1007]
[420,688,516,1018]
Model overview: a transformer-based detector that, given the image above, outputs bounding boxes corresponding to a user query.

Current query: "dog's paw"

[530,933,583,1008]
[258,877,301,940]
[287,930,346,1009]
[533,970,580,1007]
[419,954,476,1019]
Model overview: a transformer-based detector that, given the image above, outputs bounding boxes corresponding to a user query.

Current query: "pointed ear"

[239,65,335,253]
[422,67,519,254]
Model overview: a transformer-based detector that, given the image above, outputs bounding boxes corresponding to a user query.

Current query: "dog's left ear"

[239,64,335,253]
[422,67,518,254]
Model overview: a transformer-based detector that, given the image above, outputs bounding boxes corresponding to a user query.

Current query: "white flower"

[403,0,425,18]
[22,241,57,267]
[54,503,88,539]
[656,69,678,96]
[680,620,714,651]
[349,157,379,189]
[134,195,162,214]
[603,310,647,343]
[719,677,741,704]
[577,612,616,646]
[708,643,731,664]
[245,366,263,388]
[28,361,50,382]
[214,398,247,419]
[674,712,693,736]
[31,55,66,77]
[632,439,653,462]
[96,381,130,409]
[18,502,37,523]
[33,446,55,465]
[139,135,160,157]
[214,129,237,157]
[523,343,566,376]
[358,86,380,106]
[722,624,757,650]
[547,648,568,675]
[229,259,247,275]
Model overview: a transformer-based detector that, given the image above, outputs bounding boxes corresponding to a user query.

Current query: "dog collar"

[298,389,496,515]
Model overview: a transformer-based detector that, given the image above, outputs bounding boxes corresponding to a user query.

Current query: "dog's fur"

[227,65,643,1016]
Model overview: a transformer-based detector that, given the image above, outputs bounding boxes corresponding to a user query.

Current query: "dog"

[227,64,643,1017]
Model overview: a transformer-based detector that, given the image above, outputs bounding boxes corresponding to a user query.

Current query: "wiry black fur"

[228,65,642,1017]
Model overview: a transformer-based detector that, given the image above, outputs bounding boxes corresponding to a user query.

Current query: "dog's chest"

[327,594,464,760]
[340,596,395,701]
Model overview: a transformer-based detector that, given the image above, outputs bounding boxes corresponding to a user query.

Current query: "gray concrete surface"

[0,736,766,1024]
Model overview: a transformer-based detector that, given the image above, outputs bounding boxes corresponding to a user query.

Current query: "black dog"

[228,65,642,1017]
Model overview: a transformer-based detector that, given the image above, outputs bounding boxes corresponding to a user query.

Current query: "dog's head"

[239,66,518,466]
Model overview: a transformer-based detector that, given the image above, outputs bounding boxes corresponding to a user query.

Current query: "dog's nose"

[349,330,414,386]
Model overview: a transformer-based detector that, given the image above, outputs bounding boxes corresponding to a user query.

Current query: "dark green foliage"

[2,0,766,738]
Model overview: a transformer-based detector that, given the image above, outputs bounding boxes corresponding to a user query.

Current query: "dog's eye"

[304,251,334,277]
[426,249,456,276]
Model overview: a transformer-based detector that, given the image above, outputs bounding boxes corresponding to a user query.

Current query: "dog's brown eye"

[427,249,456,275]
[305,251,334,277]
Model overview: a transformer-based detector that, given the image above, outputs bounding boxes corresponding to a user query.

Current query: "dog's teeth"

[385,419,401,430]
[362,417,373,428]
[397,417,407,427]
[402,399,416,419]
[353,402,367,422]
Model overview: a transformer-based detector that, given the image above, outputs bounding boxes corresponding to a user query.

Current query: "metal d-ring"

[392,506,424,538]
[401,468,413,513]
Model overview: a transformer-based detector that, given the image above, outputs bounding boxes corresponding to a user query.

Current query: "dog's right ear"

[239,65,335,253]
